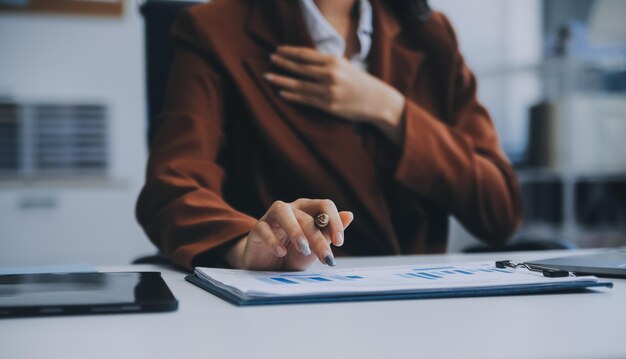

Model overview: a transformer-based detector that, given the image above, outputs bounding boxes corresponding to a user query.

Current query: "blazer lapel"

[369,0,426,100]
[243,0,427,253]
[245,0,315,50]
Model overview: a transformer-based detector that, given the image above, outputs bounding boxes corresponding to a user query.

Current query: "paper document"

[195,261,606,298]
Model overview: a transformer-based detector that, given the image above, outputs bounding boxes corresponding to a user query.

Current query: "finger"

[264,73,328,99]
[339,211,354,229]
[279,91,328,110]
[264,201,312,256]
[270,54,328,81]
[293,209,336,266]
[268,221,288,243]
[249,221,287,257]
[276,46,333,65]
[293,199,344,247]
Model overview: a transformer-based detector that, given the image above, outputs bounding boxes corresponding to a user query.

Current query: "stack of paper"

[186,261,612,306]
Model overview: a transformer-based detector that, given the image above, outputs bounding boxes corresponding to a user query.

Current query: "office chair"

[142,0,200,147]
[133,0,574,265]
[133,0,199,265]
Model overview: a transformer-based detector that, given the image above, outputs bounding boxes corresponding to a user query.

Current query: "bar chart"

[254,264,515,285]
[257,274,364,285]
[396,266,512,280]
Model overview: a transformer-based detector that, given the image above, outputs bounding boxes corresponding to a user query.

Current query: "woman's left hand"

[264,45,406,144]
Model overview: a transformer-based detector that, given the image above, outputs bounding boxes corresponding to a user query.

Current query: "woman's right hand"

[225,199,354,271]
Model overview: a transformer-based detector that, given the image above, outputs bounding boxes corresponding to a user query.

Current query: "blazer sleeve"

[393,15,522,246]
[135,10,256,269]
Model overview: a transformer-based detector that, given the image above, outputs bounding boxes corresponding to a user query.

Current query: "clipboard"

[185,261,613,306]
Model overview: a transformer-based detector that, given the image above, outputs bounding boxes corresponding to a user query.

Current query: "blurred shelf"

[0,177,131,189]
[516,167,626,181]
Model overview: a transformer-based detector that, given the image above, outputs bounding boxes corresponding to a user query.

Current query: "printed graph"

[254,265,513,285]
[396,266,512,280]
[256,274,364,285]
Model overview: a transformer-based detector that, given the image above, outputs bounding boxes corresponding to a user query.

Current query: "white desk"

[1,250,625,359]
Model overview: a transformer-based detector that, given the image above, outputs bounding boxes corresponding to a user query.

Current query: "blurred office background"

[0,0,625,266]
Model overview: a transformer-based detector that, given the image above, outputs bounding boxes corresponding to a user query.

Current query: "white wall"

[433,0,542,156]
[0,1,153,266]
[431,0,543,251]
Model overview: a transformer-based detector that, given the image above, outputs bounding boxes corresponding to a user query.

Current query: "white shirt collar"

[299,0,373,66]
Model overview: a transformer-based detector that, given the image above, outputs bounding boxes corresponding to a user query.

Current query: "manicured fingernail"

[297,237,311,256]
[270,54,278,61]
[275,246,287,257]
[263,73,273,80]
[335,232,344,246]
[324,253,336,267]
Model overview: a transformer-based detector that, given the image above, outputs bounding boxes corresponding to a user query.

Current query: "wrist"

[372,84,406,144]
[379,85,405,126]
[224,236,248,269]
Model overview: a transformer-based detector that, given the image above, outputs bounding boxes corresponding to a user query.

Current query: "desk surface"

[1,250,625,359]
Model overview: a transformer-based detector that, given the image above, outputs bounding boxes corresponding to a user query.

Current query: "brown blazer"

[136,0,522,270]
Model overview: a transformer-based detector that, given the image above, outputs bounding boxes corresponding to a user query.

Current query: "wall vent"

[0,101,109,180]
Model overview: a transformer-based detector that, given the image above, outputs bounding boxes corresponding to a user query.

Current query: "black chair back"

[140,0,200,146]
[132,1,199,265]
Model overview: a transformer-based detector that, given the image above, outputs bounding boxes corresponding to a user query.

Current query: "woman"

[136,0,522,271]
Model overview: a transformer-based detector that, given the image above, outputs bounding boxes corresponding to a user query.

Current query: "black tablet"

[0,271,178,318]
[527,249,626,278]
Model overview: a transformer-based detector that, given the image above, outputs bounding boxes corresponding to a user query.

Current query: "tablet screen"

[0,272,178,317]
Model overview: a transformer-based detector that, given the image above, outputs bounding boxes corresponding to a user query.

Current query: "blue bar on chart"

[414,273,437,280]
[454,270,473,275]
[271,277,298,284]
[400,272,440,280]
[418,272,442,279]
[394,265,515,281]
[257,273,368,285]
[331,275,364,281]
[256,277,300,285]
[412,267,456,271]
